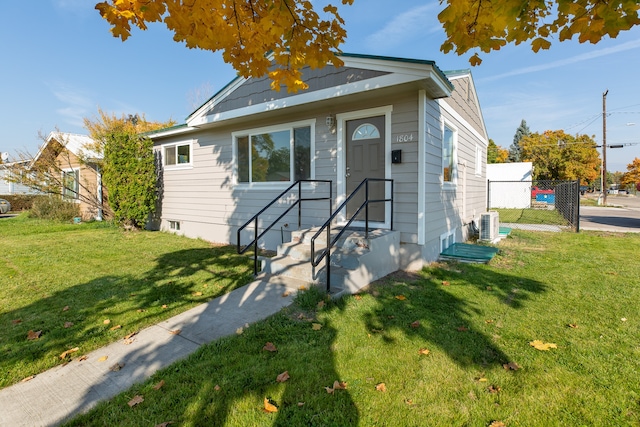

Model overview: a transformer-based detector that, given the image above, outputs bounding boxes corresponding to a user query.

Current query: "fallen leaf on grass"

[487,385,501,393]
[621,318,627,322]
[64,322,74,328]
[77,355,88,362]
[276,371,290,383]
[476,377,488,382]
[442,280,450,286]
[312,323,323,331]
[395,295,406,301]
[529,340,557,351]
[263,342,277,352]
[103,319,111,325]
[354,294,362,300]
[263,397,278,413]
[486,286,493,291]
[297,402,305,407]
[12,319,22,325]
[154,422,173,427]
[418,348,430,355]
[214,385,221,391]
[503,362,520,371]
[128,395,144,407]
[62,306,69,311]
[27,330,42,340]
[335,381,348,390]
[109,362,125,372]
[298,285,307,291]
[169,329,181,335]
[21,375,35,382]
[456,326,468,332]
[153,380,165,390]
[410,320,420,328]
[137,309,146,313]
[59,347,79,359]
[193,291,203,296]
[485,319,494,324]
[236,327,244,335]
[110,325,122,331]
[489,422,506,427]
[124,331,138,340]
[375,383,387,392]
[317,300,325,309]
[162,304,168,309]
[568,323,578,328]
[98,356,108,362]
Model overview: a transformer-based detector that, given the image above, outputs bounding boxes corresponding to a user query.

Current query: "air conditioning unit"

[479,211,500,242]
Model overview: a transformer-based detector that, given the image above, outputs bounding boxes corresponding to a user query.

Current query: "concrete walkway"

[0,277,303,426]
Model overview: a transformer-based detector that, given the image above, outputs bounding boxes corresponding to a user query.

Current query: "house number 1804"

[396,134,415,142]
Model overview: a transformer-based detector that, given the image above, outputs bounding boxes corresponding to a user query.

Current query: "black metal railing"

[237,180,332,275]
[311,178,394,292]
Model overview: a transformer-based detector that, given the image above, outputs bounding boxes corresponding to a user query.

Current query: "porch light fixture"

[325,114,336,133]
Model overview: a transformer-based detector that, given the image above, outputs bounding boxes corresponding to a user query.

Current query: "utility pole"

[602,90,608,206]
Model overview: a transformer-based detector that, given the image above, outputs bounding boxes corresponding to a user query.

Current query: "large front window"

[235,122,313,184]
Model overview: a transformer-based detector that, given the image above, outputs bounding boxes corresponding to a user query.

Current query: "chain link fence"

[487,180,580,232]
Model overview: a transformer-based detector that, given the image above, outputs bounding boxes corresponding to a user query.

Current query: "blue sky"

[1,0,639,172]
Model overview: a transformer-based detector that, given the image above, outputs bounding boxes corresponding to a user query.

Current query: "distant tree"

[520,130,600,182]
[621,158,640,189]
[509,119,530,162]
[487,139,509,163]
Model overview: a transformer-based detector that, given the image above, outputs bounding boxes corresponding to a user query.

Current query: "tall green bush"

[102,132,157,228]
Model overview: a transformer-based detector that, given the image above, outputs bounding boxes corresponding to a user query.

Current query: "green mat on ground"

[439,243,499,263]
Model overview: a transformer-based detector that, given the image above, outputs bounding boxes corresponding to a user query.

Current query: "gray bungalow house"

[148,54,489,292]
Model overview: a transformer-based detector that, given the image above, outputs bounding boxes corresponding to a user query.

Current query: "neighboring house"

[0,160,37,195]
[148,53,489,271]
[487,162,533,209]
[31,132,105,220]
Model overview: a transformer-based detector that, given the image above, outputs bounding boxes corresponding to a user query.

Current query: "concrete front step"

[262,227,401,296]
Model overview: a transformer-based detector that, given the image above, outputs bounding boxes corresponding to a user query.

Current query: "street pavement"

[580,194,640,232]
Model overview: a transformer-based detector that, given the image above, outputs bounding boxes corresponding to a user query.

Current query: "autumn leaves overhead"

[95,0,354,92]
[95,1,640,89]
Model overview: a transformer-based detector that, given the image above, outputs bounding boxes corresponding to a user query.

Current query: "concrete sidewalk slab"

[0,279,298,427]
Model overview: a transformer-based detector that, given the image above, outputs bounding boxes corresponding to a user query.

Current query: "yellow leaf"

[375,383,387,392]
[312,323,322,330]
[529,340,557,351]
[193,291,203,296]
[395,295,406,301]
[98,355,108,362]
[103,319,111,325]
[263,397,278,413]
[59,347,80,359]
[110,325,122,331]
[333,380,347,390]
[21,375,36,382]
[418,348,430,355]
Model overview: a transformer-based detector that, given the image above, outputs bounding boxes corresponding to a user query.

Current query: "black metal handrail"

[237,180,332,275]
[311,178,394,292]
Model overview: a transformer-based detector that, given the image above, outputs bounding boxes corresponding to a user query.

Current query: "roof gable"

[186,53,454,129]
[443,70,488,141]
[31,132,101,168]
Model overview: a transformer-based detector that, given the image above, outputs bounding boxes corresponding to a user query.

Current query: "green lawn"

[0,215,254,389]
[493,208,568,225]
[61,229,640,427]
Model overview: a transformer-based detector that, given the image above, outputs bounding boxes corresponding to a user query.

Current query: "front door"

[345,115,386,223]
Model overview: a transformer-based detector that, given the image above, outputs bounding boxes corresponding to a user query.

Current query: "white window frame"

[475,144,483,176]
[440,229,456,252]
[232,119,316,188]
[162,140,194,170]
[441,120,458,188]
[61,168,80,202]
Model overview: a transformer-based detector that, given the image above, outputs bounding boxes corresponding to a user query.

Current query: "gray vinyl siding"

[207,67,389,117]
[446,76,487,140]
